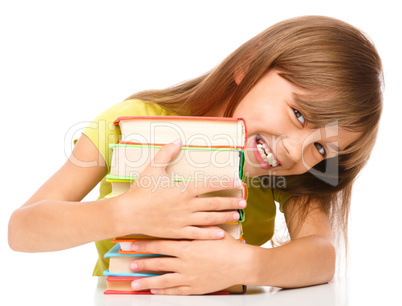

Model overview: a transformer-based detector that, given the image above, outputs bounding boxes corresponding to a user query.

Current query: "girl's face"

[230,70,361,178]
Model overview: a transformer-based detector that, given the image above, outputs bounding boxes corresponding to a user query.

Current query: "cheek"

[300,153,314,170]
[240,109,287,135]
[294,154,322,174]
[284,165,310,176]
[281,152,319,176]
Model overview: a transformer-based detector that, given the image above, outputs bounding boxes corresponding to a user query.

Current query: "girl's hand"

[128,235,251,295]
[115,139,246,240]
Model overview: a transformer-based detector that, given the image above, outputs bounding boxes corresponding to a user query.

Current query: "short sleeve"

[272,188,292,213]
[81,99,174,170]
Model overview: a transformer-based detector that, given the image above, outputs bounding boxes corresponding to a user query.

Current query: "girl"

[8,16,383,295]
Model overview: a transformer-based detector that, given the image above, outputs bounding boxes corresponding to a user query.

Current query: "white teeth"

[267,153,277,166]
[257,142,279,167]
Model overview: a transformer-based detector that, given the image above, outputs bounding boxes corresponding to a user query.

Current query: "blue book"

[103,243,165,277]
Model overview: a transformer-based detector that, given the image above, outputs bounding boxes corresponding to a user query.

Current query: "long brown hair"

[127,16,383,263]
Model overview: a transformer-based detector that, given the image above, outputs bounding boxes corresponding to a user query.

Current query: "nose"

[282,136,303,163]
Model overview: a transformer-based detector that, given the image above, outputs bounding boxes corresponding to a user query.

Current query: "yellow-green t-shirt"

[82,99,291,276]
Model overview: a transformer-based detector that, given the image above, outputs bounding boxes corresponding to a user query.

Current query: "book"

[104,276,246,295]
[103,115,248,295]
[108,143,244,181]
[106,172,247,241]
[115,116,247,149]
[106,172,247,197]
[108,183,247,242]
[104,244,166,276]
[104,244,246,295]
[111,221,244,254]
[105,174,247,201]
[112,238,157,255]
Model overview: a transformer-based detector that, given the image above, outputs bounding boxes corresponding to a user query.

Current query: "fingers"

[192,196,247,212]
[130,257,177,273]
[190,211,241,226]
[130,260,192,295]
[131,273,190,295]
[132,239,183,257]
[189,176,244,196]
[141,138,245,197]
[149,138,182,171]
[179,226,226,240]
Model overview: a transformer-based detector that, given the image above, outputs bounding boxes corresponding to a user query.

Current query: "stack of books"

[103,115,248,295]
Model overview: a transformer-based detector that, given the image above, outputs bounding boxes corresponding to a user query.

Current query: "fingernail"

[216,230,225,238]
[239,200,247,208]
[132,282,140,290]
[233,212,240,221]
[131,243,139,251]
[172,138,181,145]
[151,289,158,294]
[130,262,138,271]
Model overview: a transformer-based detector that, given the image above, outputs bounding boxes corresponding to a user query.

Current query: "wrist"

[108,194,141,237]
[240,244,266,286]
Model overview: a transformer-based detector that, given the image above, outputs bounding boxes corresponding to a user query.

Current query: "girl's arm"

[8,134,243,252]
[248,196,336,288]
[8,134,110,252]
[128,196,335,294]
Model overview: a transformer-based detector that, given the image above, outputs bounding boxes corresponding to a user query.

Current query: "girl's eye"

[314,142,326,158]
[293,108,305,126]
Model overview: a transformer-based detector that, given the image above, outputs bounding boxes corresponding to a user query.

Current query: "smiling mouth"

[256,134,280,167]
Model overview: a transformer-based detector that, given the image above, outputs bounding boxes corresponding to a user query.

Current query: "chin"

[242,165,272,178]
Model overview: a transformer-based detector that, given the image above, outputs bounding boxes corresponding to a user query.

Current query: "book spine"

[104,276,245,295]
[109,144,244,182]
[115,116,246,149]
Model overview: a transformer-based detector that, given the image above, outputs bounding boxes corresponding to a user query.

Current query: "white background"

[1,1,400,305]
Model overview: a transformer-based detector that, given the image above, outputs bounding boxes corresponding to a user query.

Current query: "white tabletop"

[2,241,401,306]
[6,275,399,306]
[92,277,401,306]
